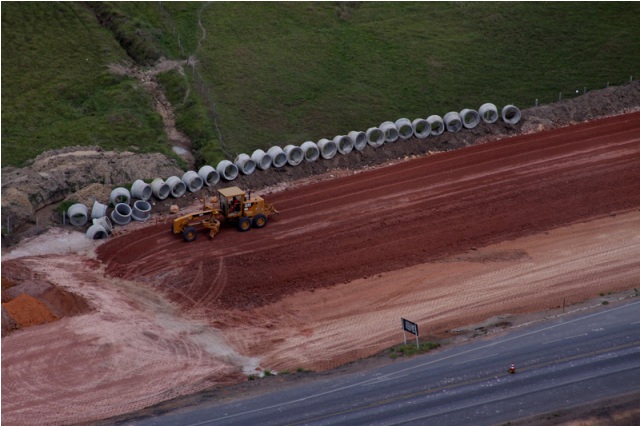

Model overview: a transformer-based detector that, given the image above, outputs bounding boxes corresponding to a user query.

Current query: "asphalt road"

[137,299,640,425]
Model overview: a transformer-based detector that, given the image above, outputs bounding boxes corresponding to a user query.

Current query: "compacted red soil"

[97,112,640,311]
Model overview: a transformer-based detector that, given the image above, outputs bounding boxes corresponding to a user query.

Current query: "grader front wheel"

[183,226,197,242]
[253,214,267,228]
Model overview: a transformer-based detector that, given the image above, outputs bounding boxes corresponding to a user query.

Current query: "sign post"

[401,317,419,349]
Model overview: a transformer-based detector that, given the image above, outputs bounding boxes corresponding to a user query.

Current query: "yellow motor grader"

[171,186,278,242]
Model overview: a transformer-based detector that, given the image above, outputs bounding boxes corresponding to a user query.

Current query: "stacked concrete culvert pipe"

[216,160,239,181]
[166,176,186,198]
[333,135,354,155]
[300,141,320,162]
[151,178,171,200]
[111,203,132,225]
[132,200,152,221]
[502,104,522,124]
[86,223,108,239]
[251,149,273,171]
[182,171,204,192]
[479,103,499,124]
[267,146,288,168]
[93,216,113,235]
[91,200,108,219]
[198,165,220,187]
[348,131,367,151]
[395,118,414,139]
[110,187,131,206]
[317,138,338,159]
[131,180,152,201]
[443,111,463,133]
[460,108,481,129]
[412,118,430,138]
[366,127,385,147]
[284,145,304,166]
[427,115,445,136]
[68,203,88,226]
[235,153,256,175]
[380,121,399,143]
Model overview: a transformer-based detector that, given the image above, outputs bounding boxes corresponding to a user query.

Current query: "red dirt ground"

[2,112,640,424]
[98,112,640,312]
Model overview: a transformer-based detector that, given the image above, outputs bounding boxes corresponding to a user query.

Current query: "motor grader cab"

[172,186,278,242]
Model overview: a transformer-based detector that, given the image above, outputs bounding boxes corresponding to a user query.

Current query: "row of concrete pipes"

[71,103,521,238]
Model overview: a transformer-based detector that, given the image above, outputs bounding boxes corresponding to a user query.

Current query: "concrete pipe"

[366,127,385,147]
[234,153,256,175]
[317,138,338,159]
[182,170,204,192]
[110,187,131,206]
[300,141,320,162]
[380,121,399,143]
[460,108,481,129]
[283,145,304,166]
[91,200,108,219]
[198,165,220,187]
[166,176,187,198]
[333,135,354,155]
[479,103,499,124]
[151,178,171,200]
[132,200,152,221]
[131,179,152,201]
[86,224,108,240]
[427,115,445,136]
[92,216,113,235]
[395,118,414,140]
[68,203,88,227]
[412,118,430,139]
[502,104,522,125]
[443,111,463,133]
[251,149,273,171]
[348,131,367,151]
[267,146,288,168]
[110,203,132,226]
[216,160,239,181]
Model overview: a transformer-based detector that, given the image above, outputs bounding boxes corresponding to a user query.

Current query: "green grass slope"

[2,2,639,168]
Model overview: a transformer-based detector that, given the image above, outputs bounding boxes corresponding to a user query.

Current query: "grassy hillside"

[2,2,639,168]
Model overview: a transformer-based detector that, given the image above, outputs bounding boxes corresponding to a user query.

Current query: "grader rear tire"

[183,226,197,242]
[253,214,267,228]
[238,217,252,232]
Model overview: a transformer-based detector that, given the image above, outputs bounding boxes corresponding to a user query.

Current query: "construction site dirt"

[2,111,640,424]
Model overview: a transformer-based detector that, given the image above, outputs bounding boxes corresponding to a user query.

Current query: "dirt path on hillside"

[2,113,640,424]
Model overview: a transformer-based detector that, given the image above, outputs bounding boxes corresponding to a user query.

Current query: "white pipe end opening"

[300,141,320,162]
[283,145,304,166]
[267,146,288,168]
[151,178,171,200]
[366,127,385,147]
[333,135,354,155]
[348,131,368,151]
[317,138,338,159]
[412,118,430,138]
[68,203,89,227]
[166,176,187,198]
[502,105,522,124]
[443,111,463,133]
[479,103,499,124]
[91,200,109,219]
[234,153,257,175]
[198,165,220,187]
[460,108,481,129]
[251,149,273,171]
[110,187,131,206]
[110,203,132,225]
[86,224,108,239]
[427,115,445,136]
[216,160,239,181]
[182,171,204,192]
[379,121,399,143]
[395,118,414,139]
[131,179,152,201]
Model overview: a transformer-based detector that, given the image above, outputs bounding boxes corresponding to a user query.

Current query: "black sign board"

[401,318,419,336]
